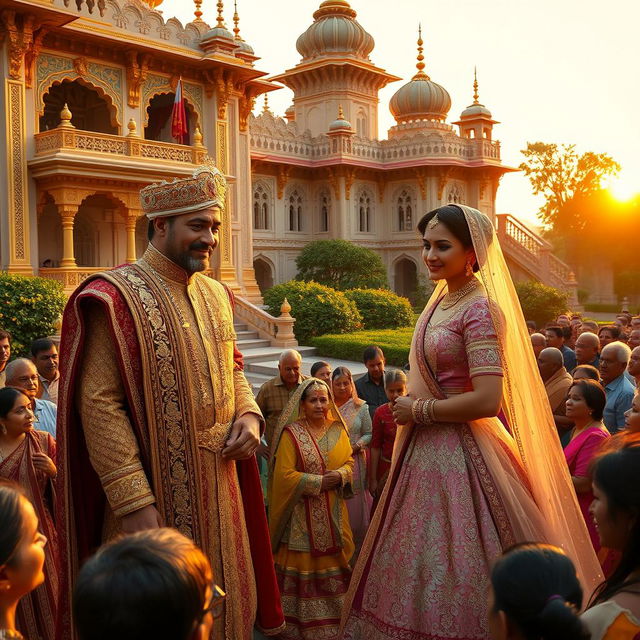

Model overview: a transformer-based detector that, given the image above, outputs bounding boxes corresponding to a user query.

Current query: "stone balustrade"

[39,267,103,294]
[234,295,297,347]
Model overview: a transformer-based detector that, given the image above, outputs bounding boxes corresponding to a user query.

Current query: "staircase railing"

[234,296,298,348]
[496,214,579,307]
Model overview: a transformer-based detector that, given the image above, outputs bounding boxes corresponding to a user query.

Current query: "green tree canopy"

[295,239,388,291]
[519,142,620,233]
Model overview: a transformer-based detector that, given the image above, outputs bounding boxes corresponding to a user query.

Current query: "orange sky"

[162,0,640,225]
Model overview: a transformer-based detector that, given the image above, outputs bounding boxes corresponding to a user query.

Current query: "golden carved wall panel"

[6,80,30,266]
[36,52,124,127]
[216,120,228,175]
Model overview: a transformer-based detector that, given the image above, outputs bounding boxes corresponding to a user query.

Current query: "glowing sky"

[161,0,639,225]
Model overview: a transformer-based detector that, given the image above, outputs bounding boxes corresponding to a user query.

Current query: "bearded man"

[56,165,284,639]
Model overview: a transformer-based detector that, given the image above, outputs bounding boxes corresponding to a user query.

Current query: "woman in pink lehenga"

[340,205,602,640]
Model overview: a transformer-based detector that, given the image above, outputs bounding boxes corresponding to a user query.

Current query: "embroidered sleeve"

[77,303,155,518]
[357,404,373,446]
[463,298,503,379]
[300,472,323,496]
[233,368,265,429]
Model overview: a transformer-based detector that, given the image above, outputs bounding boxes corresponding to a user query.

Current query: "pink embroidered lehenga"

[340,205,602,640]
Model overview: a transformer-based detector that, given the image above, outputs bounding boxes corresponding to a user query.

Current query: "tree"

[519,142,620,232]
[514,281,569,328]
[295,239,388,291]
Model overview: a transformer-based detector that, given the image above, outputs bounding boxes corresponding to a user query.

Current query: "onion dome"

[284,104,296,121]
[296,0,375,61]
[328,105,352,131]
[459,68,492,118]
[202,1,234,43]
[389,27,451,123]
[231,2,255,54]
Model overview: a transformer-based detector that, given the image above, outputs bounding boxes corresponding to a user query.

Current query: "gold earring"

[465,262,473,277]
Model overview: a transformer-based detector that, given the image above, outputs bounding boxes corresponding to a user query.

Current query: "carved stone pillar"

[59,204,78,267]
[125,209,140,263]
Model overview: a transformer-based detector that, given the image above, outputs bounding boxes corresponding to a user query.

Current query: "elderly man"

[629,346,640,387]
[545,325,577,371]
[5,357,57,437]
[0,330,11,386]
[56,164,284,639]
[599,341,635,433]
[530,333,547,359]
[538,347,574,438]
[31,338,60,404]
[575,331,600,369]
[255,349,306,456]
[356,345,387,418]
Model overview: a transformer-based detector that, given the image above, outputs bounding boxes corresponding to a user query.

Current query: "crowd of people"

[1,171,640,640]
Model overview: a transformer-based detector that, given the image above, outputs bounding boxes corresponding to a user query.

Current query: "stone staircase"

[234,322,369,393]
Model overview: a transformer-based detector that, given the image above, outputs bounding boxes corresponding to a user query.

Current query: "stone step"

[241,345,317,364]
[235,330,259,340]
[244,353,367,379]
[233,323,248,332]
[236,338,273,350]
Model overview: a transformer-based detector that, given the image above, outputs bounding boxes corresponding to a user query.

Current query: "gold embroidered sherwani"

[74,245,263,639]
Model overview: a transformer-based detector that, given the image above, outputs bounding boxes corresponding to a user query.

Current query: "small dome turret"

[459,68,492,119]
[328,105,353,131]
[389,27,451,124]
[296,0,375,61]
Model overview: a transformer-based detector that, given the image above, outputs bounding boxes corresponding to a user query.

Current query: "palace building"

[0,0,577,307]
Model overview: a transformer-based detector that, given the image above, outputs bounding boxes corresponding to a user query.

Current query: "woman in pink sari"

[564,379,610,553]
[340,204,602,640]
[0,387,59,640]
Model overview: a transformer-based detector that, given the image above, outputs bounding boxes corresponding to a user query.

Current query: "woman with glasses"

[0,386,58,640]
[74,528,225,640]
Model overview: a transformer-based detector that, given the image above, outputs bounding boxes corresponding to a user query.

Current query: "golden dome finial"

[232,0,241,39]
[263,93,270,114]
[193,0,203,20]
[338,104,344,119]
[473,66,480,104]
[216,0,225,28]
[414,24,429,79]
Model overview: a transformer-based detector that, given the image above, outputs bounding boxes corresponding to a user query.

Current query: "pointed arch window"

[288,189,303,232]
[319,191,330,233]
[253,184,270,230]
[358,190,373,233]
[397,189,413,232]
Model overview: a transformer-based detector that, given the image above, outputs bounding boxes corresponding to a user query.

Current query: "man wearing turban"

[55,165,285,639]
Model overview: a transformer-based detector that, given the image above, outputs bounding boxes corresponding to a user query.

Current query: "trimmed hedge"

[344,289,414,330]
[263,280,362,343]
[0,273,66,356]
[514,280,569,327]
[311,327,414,368]
[584,302,639,314]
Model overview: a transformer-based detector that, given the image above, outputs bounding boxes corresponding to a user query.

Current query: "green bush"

[584,302,639,314]
[311,327,414,368]
[344,289,413,330]
[0,273,66,356]
[514,280,569,328]
[295,239,388,291]
[263,280,362,343]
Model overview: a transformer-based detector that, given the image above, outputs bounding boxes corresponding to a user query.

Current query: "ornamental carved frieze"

[239,94,256,132]
[344,167,357,201]
[276,166,291,200]
[1,11,35,81]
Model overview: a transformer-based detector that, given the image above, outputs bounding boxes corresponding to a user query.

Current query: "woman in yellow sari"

[268,378,354,640]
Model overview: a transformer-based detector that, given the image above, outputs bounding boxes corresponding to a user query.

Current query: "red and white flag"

[171,78,188,144]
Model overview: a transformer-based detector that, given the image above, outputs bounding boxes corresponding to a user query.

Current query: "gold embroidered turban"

[141,165,227,219]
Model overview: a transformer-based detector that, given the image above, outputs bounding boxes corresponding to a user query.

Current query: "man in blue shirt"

[4,358,57,437]
[600,342,634,434]
[355,345,387,419]
[545,325,577,372]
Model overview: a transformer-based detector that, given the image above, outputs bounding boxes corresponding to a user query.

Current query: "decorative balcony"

[38,267,104,293]
[33,105,208,173]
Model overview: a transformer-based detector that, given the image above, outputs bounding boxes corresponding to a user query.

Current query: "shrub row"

[263,281,413,343]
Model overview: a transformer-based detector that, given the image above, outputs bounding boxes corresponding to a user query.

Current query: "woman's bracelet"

[411,398,437,425]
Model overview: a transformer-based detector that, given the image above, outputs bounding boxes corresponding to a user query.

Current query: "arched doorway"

[74,194,127,267]
[253,258,274,294]
[145,93,196,145]
[40,80,117,133]
[394,258,417,301]
[38,197,62,267]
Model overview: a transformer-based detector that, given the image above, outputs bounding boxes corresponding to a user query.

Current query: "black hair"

[562,326,572,341]
[300,380,330,402]
[0,480,25,569]
[30,338,55,358]
[491,543,589,640]
[417,204,480,272]
[599,325,621,340]
[0,330,11,342]
[310,361,330,377]
[572,364,600,381]
[332,366,353,382]
[362,345,384,364]
[526,320,537,332]
[73,528,213,640]
[568,379,606,421]
[590,445,640,606]
[546,326,564,340]
[0,387,29,419]
[147,217,174,241]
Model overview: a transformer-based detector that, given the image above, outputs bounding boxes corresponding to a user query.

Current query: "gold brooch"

[427,213,440,229]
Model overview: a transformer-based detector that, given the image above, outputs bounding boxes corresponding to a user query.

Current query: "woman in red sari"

[0,387,59,640]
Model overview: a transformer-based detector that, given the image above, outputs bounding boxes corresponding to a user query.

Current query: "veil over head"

[420,204,601,595]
